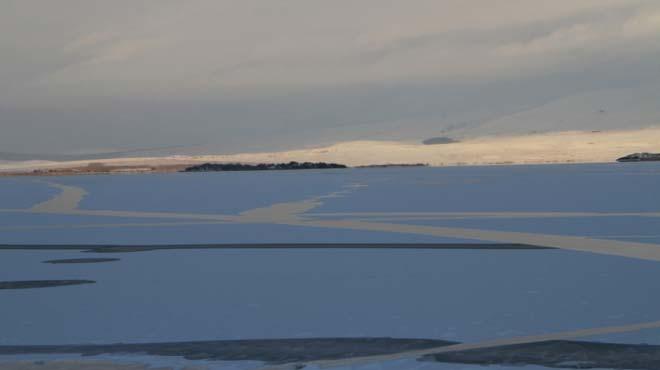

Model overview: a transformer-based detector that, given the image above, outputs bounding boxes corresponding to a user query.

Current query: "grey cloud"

[0,0,659,154]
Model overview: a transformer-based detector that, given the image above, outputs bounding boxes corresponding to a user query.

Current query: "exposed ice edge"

[304,319,660,369]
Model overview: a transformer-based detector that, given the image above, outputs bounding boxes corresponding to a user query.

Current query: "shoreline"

[2,127,659,177]
[0,159,630,178]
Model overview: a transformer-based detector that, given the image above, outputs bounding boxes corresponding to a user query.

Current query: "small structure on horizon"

[422,137,459,145]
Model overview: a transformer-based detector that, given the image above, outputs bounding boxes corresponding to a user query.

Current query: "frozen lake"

[1,248,660,345]
[1,163,660,369]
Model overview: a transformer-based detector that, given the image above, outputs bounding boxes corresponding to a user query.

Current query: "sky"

[1,0,660,154]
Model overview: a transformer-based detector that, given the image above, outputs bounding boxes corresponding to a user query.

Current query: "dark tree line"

[617,153,660,162]
[183,161,348,172]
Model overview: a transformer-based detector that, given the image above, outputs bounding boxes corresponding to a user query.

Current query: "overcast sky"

[2,0,660,154]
